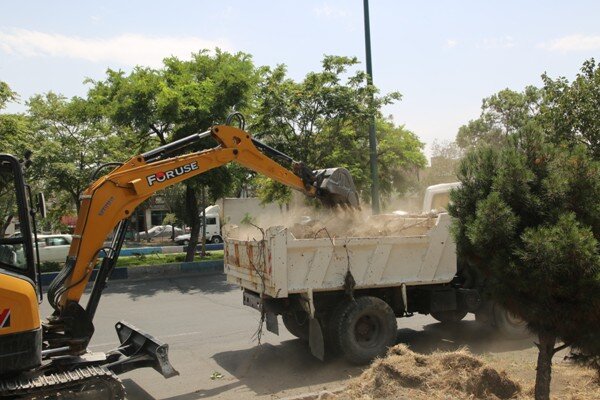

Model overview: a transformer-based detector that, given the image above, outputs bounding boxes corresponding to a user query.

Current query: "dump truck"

[225,182,528,364]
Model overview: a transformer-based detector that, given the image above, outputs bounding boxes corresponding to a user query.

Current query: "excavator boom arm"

[50,125,356,311]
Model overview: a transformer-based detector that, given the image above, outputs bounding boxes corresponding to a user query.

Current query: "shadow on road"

[123,379,246,400]
[207,319,534,398]
[105,273,235,300]
[399,319,535,354]
[121,318,535,400]
[211,339,362,396]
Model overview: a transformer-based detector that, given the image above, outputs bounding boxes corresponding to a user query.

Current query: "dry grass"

[320,345,600,400]
[334,344,520,400]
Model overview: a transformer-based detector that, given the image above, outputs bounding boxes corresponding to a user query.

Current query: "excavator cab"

[0,154,177,399]
[0,154,42,376]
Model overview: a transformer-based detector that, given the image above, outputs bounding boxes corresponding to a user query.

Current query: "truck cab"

[422,182,461,212]
[174,205,223,245]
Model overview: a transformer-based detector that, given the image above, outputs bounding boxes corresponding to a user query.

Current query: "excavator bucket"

[313,167,360,209]
[107,321,179,379]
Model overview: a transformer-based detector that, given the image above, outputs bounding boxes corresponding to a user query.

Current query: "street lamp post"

[363,0,380,214]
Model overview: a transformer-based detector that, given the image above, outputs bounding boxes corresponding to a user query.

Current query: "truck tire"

[430,310,468,323]
[282,311,309,341]
[331,296,397,365]
[493,304,530,339]
[211,236,222,244]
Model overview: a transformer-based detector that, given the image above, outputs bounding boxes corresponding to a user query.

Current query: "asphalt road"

[40,274,537,400]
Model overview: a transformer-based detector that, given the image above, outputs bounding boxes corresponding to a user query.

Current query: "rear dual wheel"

[329,296,397,364]
[493,304,530,339]
[282,311,310,341]
[430,309,468,323]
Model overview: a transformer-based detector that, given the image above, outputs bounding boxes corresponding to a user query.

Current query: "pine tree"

[450,130,600,400]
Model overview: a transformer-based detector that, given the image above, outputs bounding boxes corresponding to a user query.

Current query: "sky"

[1,1,600,155]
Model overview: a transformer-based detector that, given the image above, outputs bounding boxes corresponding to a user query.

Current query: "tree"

[451,60,600,399]
[0,82,31,157]
[541,58,600,158]
[250,56,424,206]
[451,133,600,399]
[0,82,31,235]
[456,86,542,149]
[89,50,259,261]
[0,81,17,110]
[419,140,463,189]
[26,93,129,215]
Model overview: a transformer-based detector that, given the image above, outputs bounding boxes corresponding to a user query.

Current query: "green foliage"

[541,58,600,158]
[88,49,259,148]
[161,184,187,223]
[39,261,62,273]
[115,250,223,267]
[87,50,259,261]
[240,212,255,226]
[249,55,423,205]
[37,251,225,271]
[451,59,600,395]
[457,59,600,160]
[25,93,129,217]
[456,86,542,149]
[162,213,178,226]
[0,81,17,110]
[420,140,463,189]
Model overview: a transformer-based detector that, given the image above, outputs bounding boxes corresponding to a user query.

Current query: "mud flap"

[107,321,179,378]
[309,318,325,361]
[266,312,279,335]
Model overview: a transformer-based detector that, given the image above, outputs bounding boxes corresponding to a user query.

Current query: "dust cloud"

[225,207,441,242]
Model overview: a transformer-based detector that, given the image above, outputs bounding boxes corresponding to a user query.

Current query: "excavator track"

[0,366,125,400]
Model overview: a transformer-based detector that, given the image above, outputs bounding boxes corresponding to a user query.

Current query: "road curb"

[101,243,223,257]
[41,259,224,286]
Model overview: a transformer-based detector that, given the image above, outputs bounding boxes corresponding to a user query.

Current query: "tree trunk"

[1,215,13,238]
[534,331,556,400]
[200,185,206,259]
[185,184,200,262]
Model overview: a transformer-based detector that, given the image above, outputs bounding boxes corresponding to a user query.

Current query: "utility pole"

[363,0,380,214]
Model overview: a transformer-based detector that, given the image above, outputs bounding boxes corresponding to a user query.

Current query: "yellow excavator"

[0,118,359,399]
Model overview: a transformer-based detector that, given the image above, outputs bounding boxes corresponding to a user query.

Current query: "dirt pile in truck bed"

[331,344,521,400]
[289,212,438,239]
[224,210,441,242]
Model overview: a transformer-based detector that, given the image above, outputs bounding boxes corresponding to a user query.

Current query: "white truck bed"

[225,213,457,298]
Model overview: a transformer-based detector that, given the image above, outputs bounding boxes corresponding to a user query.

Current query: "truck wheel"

[211,236,222,244]
[430,310,468,323]
[493,304,530,339]
[332,296,397,365]
[282,311,309,341]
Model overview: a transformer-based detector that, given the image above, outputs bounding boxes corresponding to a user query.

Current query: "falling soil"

[331,344,521,400]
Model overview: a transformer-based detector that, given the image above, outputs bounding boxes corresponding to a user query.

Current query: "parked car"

[138,225,184,241]
[36,234,73,263]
